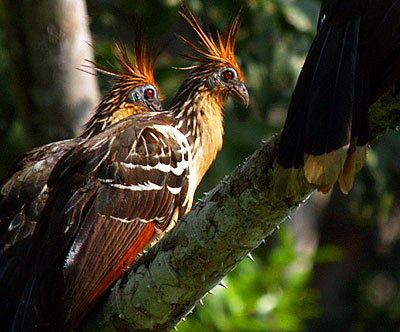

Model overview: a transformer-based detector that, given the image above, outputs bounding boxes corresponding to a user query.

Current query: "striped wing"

[17,118,192,331]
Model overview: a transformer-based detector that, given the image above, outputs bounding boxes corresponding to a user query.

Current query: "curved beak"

[230,82,249,108]
[148,99,163,112]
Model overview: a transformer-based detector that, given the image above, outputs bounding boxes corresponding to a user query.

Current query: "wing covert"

[25,120,192,330]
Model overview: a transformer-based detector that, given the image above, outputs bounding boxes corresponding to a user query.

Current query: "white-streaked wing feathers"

[31,119,192,325]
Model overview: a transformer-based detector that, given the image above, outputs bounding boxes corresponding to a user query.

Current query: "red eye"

[144,88,154,99]
[223,69,234,80]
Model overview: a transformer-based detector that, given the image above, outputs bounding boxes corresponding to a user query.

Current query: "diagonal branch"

[78,82,400,332]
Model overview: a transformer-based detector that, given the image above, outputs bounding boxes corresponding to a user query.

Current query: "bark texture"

[3,0,99,145]
[77,83,400,332]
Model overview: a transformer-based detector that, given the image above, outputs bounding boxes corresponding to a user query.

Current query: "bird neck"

[79,92,142,139]
[172,81,226,188]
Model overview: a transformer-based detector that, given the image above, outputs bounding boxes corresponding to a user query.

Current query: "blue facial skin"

[129,84,163,111]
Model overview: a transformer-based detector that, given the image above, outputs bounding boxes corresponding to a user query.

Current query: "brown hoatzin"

[12,2,249,331]
[275,0,400,197]
[0,36,162,331]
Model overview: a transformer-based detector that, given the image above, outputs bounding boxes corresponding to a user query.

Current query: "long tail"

[274,12,369,197]
[275,15,364,196]
[275,0,400,198]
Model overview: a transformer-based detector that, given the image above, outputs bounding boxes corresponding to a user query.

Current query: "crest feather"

[178,0,243,79]
[86,33,159,92]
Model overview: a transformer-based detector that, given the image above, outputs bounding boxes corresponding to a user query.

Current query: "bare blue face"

[128,84,163,111]
[207,67,249,107]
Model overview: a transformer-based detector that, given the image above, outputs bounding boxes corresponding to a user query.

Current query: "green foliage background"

[1,0,400,331]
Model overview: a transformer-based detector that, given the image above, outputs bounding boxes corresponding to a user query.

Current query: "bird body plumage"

[10,1,249,331]
[16,113,192,331]
[0,36,163,331]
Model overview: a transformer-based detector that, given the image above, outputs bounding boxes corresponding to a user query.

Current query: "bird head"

[125,83,162,113]
[81,36,163,138]
[178,0,249,108]
[204,66,249,108]
[98,38,163,113]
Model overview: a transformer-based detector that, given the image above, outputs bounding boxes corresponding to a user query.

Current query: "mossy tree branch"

[78,83,400,332]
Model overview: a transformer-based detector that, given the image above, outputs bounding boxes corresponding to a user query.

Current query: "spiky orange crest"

[89,34,160,96]
[178,0,244,80]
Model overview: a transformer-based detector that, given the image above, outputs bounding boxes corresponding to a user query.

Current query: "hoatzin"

[275,0,400,197]
[0,36,162,331]
[11,2,249,331]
